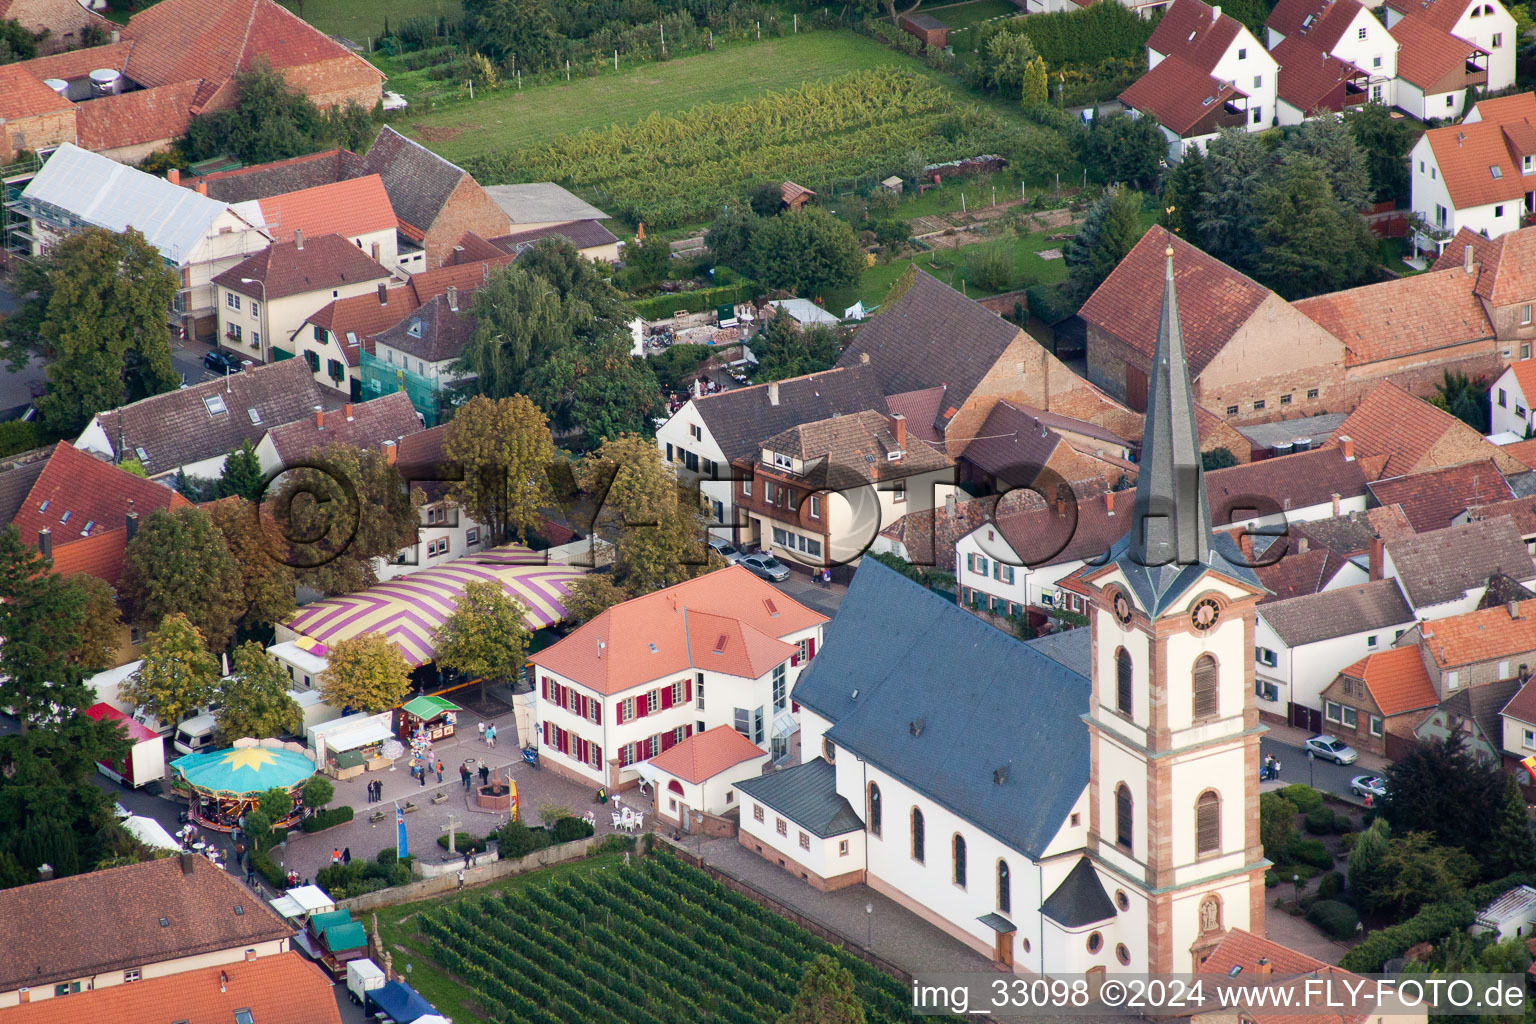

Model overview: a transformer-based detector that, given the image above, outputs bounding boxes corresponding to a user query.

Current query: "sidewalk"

[1262,719,1391,772]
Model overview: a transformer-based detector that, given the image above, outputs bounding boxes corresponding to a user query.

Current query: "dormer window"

[406,319,423,338]
[771,452,793,470]
[1523,155,1534,174]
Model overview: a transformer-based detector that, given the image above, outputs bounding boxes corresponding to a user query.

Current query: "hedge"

[437,832,489,854]
[1304,806,1336,835]
[1281,784,1324,813]
[1307,900,1360,940]
[1287,838,1334,869]
[1339,898,1474,972]
[552,816,595,843]
[1316,871,1344,901]
[300,806,354,833]
[631,282,756,322]
[249,844,286,889]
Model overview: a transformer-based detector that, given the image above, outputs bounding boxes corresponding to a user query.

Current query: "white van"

[173,713,218,755]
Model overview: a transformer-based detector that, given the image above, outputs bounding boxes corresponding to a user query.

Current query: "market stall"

[268,884,336,925]
[169,745,316,833]
[394,695,461,743]
[308,713,396,779]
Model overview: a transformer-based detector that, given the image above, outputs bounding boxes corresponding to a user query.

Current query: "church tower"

[1079,246,1269,973]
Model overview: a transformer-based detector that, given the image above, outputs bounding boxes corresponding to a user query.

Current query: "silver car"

[1305,735,1359,765]
[740,553,791,582]
[1350,775,1387,799]
[707,536,743,564]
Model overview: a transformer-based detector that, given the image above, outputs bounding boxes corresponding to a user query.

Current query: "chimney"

[447,286,459,312]
[1056,495,1067,518]
[17,990,28,1004]
[1106,490,1116,515]
[1368,534,1384,581]
[1212,3,1221,19]
[1510,600,1521,620]
[125,512,138,542]
[381,439,397,466]
[110,28,119,43]
[1331,492,1341,516]
[168,168,180,186]
[295,228,304,251]
[195,182,207,196]
[314,406,325,430]
[1339,434,1355,461]
[35,864,52,881]
[889,412,907,451]
[1297,536,1309,553]
[945,491,956,514]
[377,282,388,305]
[1464,243,1475,274]
[768,382,780,406]
[1239,531,1253,561]
[219,971,227,993]
[371,241,381,263]
[37,528,51,559]
[180,851,195,875]
[344,403,354,421]
[1256,957,1271,975]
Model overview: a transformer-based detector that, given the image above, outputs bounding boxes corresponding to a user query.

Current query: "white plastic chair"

[632,812,645,833]
[611,812,624,829]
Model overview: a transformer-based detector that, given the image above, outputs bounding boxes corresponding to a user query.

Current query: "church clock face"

[1112,591,1132,626]
[1191,598,1221,632]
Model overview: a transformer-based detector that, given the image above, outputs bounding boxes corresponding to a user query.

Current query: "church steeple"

[1128,245,1213,569]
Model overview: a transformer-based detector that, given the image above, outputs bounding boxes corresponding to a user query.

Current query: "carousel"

[170,744,317,833]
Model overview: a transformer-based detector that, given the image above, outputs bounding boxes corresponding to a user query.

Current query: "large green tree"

[979,26,1040,95]
[525,331,660,442]
[69,573,123,674]
[185,64,376,166]
[1064,187,1145,301]
[1487,775,1536,879]
[120,505,245,649]
[750,207,865,297]
[1347,817,1390,906]
[0,19,39,65]
[469,0,558,67]
[0,528,94,730]
[1283,115,1373,213]
[215,642,301,742]
[122,613,221,728]
[0,227,178,435]
[206,497,297,632]
[1197,128,1269,273]
[321,632,411,713]
[1369,832,1478,918]
[219,440,266,501]
[780,955,866,1024]
[1253,155,1378,300]
[443,394,556,545]
[1381,734,1508,874]
[754,316,842,383]
[1347,103,1421,206]
[1159,146,1208,241]
[1078,113,1165,189]
[705,204,761,273]
[432,579,532,702]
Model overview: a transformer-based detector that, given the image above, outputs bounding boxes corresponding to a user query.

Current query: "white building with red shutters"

[527,565,827,789]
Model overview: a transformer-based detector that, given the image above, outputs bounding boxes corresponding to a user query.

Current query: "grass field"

[398,32,922,164]
[274,0,460,45]
[924,0,1019,26]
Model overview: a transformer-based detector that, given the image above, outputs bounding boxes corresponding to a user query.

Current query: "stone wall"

[337,836,600,912]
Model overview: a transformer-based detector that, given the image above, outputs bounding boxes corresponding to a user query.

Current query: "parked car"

[740,553,790,582]
[707,536,743,564]
[204,350,242,374]
[1304,735,1359,765]
[1350,775,1387,800]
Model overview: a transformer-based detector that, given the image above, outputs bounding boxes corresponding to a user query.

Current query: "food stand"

[394,695,461,742]
[169,745,317,832]
[309,713,395,779]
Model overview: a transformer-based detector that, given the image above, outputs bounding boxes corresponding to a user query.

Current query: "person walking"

[460,763,472,791]
[331,848,341,865]
[478,763,490,786]
[418,762,427,787]
[234,842,246,869]
[477,721,486,743]
[342,847,351,865]
[456,869,465,891]
[435,759,444,783]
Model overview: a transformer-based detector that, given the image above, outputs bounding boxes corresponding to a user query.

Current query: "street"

[1259,734,1379,801]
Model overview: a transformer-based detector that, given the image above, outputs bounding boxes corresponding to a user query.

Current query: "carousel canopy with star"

[171,746,317,797]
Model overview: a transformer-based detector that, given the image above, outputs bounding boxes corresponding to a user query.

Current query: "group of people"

[476,722,498,747]
[365,779,383,803]
[1261,754,1283,781]
[330,847,352,866]
[410,757,445,786]
[460,760,491,791]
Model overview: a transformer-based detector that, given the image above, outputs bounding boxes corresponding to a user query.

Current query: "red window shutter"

[684,680,692,704]
[542,722,549,744]
[594,701,602,725]
[636,694,647,718]
[792,700,800,713]
[661,732,674,752]
[541,677,549,699]
[791,651,799,667]
[661,686,673,710]
[579,695,588,719]
[808,638,816,659]
[595,745,603,765]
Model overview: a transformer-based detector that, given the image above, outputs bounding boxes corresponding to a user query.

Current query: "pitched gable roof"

[647,724,768,785]
[1258,578,1413,646]
[883,387,947,446]
[1205,445,1370,519]
[736,757,863,838]
[755,409,953,486]
[1271,35,1369,114]
[878,494,997,569]
[0,64,75,119]
[1266,0,1369,49]
[262,391,422,468]
[1040,856,1116,928]
[834,270,1023,426]
[0,854,292,993]
[1292,266,1493,366]
[358,126,475,235]
[14,443,188,548]
[1387,517,1535,607]
[0,450,51,528]
[74,80,200,151]
[990,480,1128,567]
[688,362,887,466]
[372,292,476,364]
[1430,225,1536,306]
[1385,0,1480,32]
[1439,676,1522,745]
[1147,0,1245,70]
[1390,15,1486,91]
[1464,494,1536,537]
[961,400,1074,489]
[188,149,357,204]
[1501,675,1536,725]
[528,565,825,695]
[91,358,328,474]
[213,233,391,300]
[1119,55,1246,136]
[247,173,396,244]
[1339,645,1440,715]
[795,560,1090,859]
[1419,598,1536,668]
[1079,225,1272,377]
[1253,545,1356,602]
[1324,380,1508,477]
[1291,510,1378,556]
[1420,97,1533,208]
[1367,459,1514,532]
[1199,929,1372,1024]
[306,284,420,366]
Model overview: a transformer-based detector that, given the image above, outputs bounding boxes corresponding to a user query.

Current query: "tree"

[470,0,557,67]
[754,317,842,383]
[979,27,1039,95]
[205,497,297,631]
[123,614,221,728]
[1259,792,1298,862]
[302,775,335,809]
[1285,115,1373,213]
[120,506,244,649]
[65,573,122,673]
[965,239,1015,293]
[705,204,761,273]
[257,786,292,823]
[1198,128,1269,272]
[1064,187,1145,300]
[748,182,785,218]
[444,395,556,546]
[1487,775,1536,878]
[650,343,714,394]
[185,65,331,165]
[1020,56,1048,109]
[1252,154,1378,299]
[750,207,865,297]
[1078,113,1165,189]
[219,441,266,501]
[624,232,673,288]
[1381,734,1507,872]
[1347,817,1390,906]
[243,808,273,848]
[322,632,411,713]
[1432,370,1489,433]
[215,642,301,742]
[1370,832,1478,917]
[0,528,90,730]
[578,434,717,595]
[459,264,572,400]
[562,574,629,624]
[0,19,39,65]
[523,332,660,442]
[1159,147,1208,241]
[433,580,532,702]
[0,228,178,435]
[1201,447,1238,471]
[780,955,866,1024]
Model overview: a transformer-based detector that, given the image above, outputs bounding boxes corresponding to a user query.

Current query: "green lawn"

[398,32,922,165]
[374,852,626,1024]
[274,0,459,45]
[924,0,1019,27]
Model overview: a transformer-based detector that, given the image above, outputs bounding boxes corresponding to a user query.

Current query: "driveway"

[770,570,846,619]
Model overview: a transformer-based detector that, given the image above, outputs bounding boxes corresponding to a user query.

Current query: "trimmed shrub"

[551,816,595,843]
[1304,806,1336,835]
[1281,784,1325,813]
[1264,870,1280,888]
[1316,871,1344,900]
[1288,838,1334,869]
[249,844,285,888]
[496,819,538,859]
[1339,898,1475,972]
[300,806,354,833]
[598,833,637,854]
[1307,899,1360,939]
[436,832,488,854]
[376,848,397,867]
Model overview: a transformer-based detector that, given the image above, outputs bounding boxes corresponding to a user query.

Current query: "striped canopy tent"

[281,545,585,667]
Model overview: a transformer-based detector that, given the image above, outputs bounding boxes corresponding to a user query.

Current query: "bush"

[1316,871,1345,900]
[0,420,39,458]
[598,833,637,854]
[496,819,538,859]
[1339,898,1476,972]
[1288,838,1335,869]
[1307,899,1360,939]
[552,817,595,843]
[249,844,285,888]
[1264,870,1280,888]
[376,848,397,867]
[299,806,354,833]
[1281,784,1325,813]
[301,776,334,809]
[436,832,488,854]
[1025,282,1076,325]
[1305,806,1336,835]
[1339,832,1360,853]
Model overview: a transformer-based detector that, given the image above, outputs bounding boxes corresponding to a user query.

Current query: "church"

[738,246,1271,975]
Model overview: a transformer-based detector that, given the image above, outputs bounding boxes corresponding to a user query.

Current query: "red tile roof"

[1366,459,1514,532]
[1079,225,1272,376]
[1420,99,1536,211]
[1266,0,1366,49]
[646,724,769,784]
[1502,676,1536,725]
[263,391,422,466]
[1390,15,1485,91]
[213,233,391,300]
[14,40,132,82]
[14,443,187,549]
[1198,929,1372,1024]
[1420,597,1536,668]
[529,565,825,695]
[1430,225,1536,307]
[1271,35,1368,114]
[0,64,75,119]
[1507,358,1536,404]
[307,284,420,366]
[1339,645,1439,715]
[1324,380,1511,477]
[1502,438,1536,470]
[74,80,197,151]
[1119,54,1245,136]
[1292,265,1493,366]
[1385,0,1477,32]
[0,952,340,1024]
[1147,0,1244,71]
[255,173,396,244]
[1253,545,1355,601]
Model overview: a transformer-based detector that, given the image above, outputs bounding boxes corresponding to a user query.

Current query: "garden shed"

[1473,885,1536,940]
[900,13,949,49]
